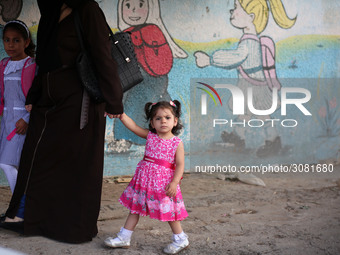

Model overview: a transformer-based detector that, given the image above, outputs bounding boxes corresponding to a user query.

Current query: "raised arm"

[210,41,248,69]
[119,113,149,139]
[194,40,249,69]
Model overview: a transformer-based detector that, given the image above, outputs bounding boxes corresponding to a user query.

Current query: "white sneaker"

[104,235,130,249]
[163,236,189,254]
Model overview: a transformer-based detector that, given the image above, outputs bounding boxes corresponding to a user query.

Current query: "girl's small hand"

[15,118,28,135]
[25,104,32,112]
[165,181,178,197]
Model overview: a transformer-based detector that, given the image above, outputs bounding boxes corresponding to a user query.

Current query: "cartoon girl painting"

[0,0,23,57]
[114,0,187,145]
[195,0,296,157]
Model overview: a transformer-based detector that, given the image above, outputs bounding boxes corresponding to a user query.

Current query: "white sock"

[173,231,188,244]
[0,164,18,193]
[118,227,133,240]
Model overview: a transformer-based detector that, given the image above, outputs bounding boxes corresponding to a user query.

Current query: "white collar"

[4,56,30,75]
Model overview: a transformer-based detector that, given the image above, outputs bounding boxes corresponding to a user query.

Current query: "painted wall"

[0,0,339,185]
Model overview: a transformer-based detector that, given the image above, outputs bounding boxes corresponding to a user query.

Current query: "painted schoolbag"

[0,56,36,115]
[125,24,173,77]
[237,34,281,90]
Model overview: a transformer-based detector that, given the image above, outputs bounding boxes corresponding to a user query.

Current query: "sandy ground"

[1,167,340,255]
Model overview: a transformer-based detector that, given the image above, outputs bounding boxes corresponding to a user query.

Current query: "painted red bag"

[125,24,173,77]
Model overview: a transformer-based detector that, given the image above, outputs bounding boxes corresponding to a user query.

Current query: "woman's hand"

[104,112,122,119]
[25,104,32,112]
[15,118,28,135]
[165,181,178,197]
[194,51,210,68]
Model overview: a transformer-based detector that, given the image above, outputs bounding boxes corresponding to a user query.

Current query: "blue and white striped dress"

[0,57,30,167]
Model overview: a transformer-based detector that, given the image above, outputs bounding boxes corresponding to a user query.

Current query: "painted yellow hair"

[239,0,296,34]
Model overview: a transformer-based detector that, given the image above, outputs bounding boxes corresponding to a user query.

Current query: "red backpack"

[237,34,281,90]
[125,24,173,77]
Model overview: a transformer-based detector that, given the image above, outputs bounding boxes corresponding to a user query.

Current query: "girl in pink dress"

[105,100,189,254]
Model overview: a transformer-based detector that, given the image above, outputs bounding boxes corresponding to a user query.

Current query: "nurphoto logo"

[197,82,312,128]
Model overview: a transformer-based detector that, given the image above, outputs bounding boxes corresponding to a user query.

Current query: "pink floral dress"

[119,132,188,221]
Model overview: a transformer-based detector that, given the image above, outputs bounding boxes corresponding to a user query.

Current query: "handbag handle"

[75,9,131,64]
[107,27,131,63]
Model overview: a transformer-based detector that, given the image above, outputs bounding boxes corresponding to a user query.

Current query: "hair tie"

[151,101,176,107]
[4,20,30,38]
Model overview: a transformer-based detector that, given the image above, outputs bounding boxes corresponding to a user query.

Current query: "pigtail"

[171,100,183,136]
[267,0,296,29]
[25,33,36,58]
[240,0,296,34]
[144,102,154,121]
[144,102,156,132]
[172,100,182,118]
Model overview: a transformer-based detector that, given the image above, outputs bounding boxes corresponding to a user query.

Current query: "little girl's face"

[3,28,29,61]
[122,0,149,26]
[151,108,178,137]
[229,0,253,29]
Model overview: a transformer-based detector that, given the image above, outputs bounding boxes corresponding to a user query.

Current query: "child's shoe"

[163,232,189,254]
[104,235,130,248]
[104,227,132,248]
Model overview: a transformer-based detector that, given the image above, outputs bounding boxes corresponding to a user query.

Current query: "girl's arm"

[194,41,248,69]
[166,142,185,197]
[119,113,149,139]
[211,41,248,69]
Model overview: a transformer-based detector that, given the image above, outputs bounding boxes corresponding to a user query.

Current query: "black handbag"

[74,10,143,103]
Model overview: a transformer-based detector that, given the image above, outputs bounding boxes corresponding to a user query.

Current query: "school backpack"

[125,24,173,77]
[0,57,36,115]
[237,34,281,90]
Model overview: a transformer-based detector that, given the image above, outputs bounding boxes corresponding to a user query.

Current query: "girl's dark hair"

[144,100,183,136]
[3,20,36,58]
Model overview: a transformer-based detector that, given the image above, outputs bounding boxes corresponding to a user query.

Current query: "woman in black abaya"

[1,0,123,243]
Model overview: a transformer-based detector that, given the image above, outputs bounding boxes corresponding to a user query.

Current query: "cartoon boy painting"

[195,0,296,157]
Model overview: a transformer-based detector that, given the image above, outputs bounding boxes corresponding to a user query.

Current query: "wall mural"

[0,0,339,182]
[194,0,296,157]
[112,0,187,146]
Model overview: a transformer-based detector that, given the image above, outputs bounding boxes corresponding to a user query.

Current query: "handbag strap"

[75,8,130,64]
[74,10,90,130]
[74,10,87,52]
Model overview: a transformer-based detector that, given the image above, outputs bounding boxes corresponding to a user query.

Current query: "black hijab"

[36,0,88,73]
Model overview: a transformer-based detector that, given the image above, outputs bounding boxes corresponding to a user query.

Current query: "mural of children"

[194,0,296,157]
[114,0,187,145]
